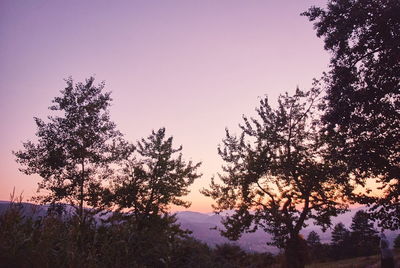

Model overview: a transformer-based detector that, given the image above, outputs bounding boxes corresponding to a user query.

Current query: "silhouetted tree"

[331,222,350,245]
[303,0,400,229]
[111,128,201,229]
[202,88,350,268]
[170,237,215,268]
[350,210,379,257]
[306,231,323,261]
[213,243,247,268]
[14,77,132,222]
[306,231,321,248]
[330,222,352,259]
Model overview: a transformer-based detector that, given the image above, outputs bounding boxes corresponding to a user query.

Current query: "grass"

[306,249,400,268]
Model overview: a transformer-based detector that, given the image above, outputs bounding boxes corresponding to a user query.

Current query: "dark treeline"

[307,210,383,262]
[1,201,399,267]
[2,0,400,267]
[0,200,275,268]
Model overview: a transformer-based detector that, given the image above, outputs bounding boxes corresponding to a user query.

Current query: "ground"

[305,249,400,268]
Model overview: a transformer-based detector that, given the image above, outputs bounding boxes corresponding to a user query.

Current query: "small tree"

[14,77,132,222]
[112,128,201,229]
[306,231,321,248]
[203,88,350,268]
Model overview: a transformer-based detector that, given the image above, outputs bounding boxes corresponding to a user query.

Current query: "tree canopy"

[331,222,350,246]
[111,128,201,228]
[203,88,351,267]
[350,210,379,256]
[14,77,132,220]
[303,0,400,229]
[330,222,352,259]
[306,231,321,248]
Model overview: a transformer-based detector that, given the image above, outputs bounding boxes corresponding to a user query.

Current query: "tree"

[111,128,201,229]
[350,210,379,257]
[202,88,350,268]
[331,222,350,246]
[14,77,132,222]
[303,0,400,229]
[170,237,215,268]
[330,222,352,259]
[213,243,247,268]
[306,231,321,248]
[306,231,322,261]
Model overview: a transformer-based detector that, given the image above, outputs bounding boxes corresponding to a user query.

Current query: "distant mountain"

[175,208,399,253]
[0,201,47,219]
[175,211,277,253]
[0,201,77,220]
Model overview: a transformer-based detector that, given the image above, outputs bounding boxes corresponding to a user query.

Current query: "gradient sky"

[0,0,330,212]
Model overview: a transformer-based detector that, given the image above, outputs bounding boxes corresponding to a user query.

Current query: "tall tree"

[306,231,323,261]
[14,77,132,221]
[330,222,352,259]
[350,210,379,257]
[331,222,350,246]
[111,128,201,229]
[303,0,400,229]
[202,88,350,268]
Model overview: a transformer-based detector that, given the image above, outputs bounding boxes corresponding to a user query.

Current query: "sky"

[0,0,330,212]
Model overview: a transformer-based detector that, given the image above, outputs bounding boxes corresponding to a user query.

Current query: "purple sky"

[0,0,329,212]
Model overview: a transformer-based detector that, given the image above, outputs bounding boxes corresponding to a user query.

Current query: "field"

[306,250,400,268]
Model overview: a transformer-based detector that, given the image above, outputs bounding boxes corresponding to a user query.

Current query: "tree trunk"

[79,158,85,224]
[284,235,310,268]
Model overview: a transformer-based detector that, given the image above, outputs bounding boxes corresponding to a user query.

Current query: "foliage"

[350,210,379,256]
[169,237,216,268]
[212,243,276,268]
[330,222,352,259]
[108,214,189,267]
[0,202,277,268]
[394,234,400,249]
[10,77,210,267]
[306,231,326,262]
[110,127,201,229]
[14,77,132,221]
[323,212,379,260]
[203,88,350,267]
[350,210,379,257]
[303,0,400,229]
[331,222,350,246]
[306,231,321,248]
[311,212,381,262]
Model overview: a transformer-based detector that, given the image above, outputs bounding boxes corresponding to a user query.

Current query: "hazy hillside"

[176,209,399,253]
[0,201,47,218]
[176,211,277,253]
